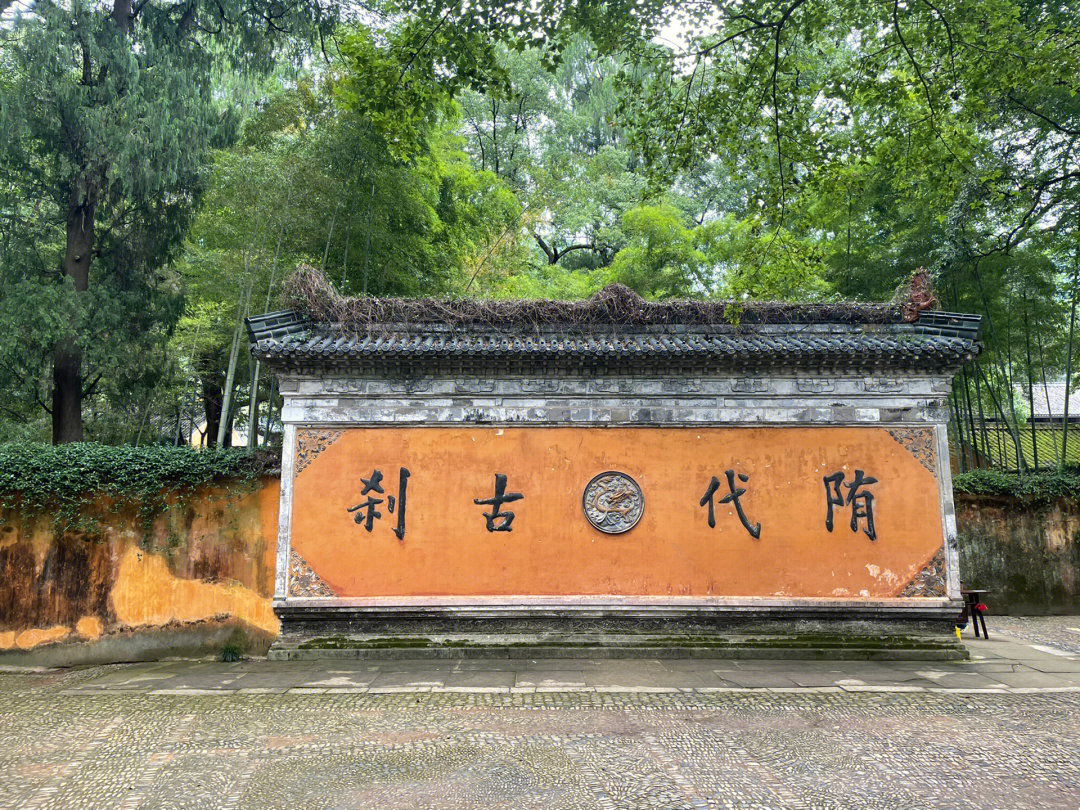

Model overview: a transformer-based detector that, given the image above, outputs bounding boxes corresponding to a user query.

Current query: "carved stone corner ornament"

[295,428,343,475]
[582,471,644,534]
[886,427,938,474]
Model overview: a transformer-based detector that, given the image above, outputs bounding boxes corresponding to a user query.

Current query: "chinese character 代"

[700,470,761,539]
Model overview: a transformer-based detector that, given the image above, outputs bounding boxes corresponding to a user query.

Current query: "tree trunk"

[200,364,223,447]
[1023,292,1038,469]
[263,377,277,446]
[960,368,979,467]
[362,180,375,295]
[532,232,557,264]
[222,382,236,448]
[321,211,337,272]
[1062,249,1078,466]
[52,197,96,443]
[1035,316,1060,466]
[950,387,967,472]
[216,282,251,447]
[111,0,131,36]
[249,232,283,449]
[1001,302,1027,473]
[247,361,261,449]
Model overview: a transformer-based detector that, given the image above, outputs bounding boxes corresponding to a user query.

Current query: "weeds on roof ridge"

[283,264,909,333]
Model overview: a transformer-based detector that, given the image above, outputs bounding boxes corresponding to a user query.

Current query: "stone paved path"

[2,618,1080,809]
[989,614,1080,654]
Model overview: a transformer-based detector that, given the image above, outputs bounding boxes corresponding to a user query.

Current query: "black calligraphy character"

[360,469,384,496]
[823,472,845,533]
[473,473,523,532]
[387,468,409,540]
[700,477,722,528]
[700,471,761,538]
[347,468,410,538]
[347,469,385,531]
[844,469,877,540]
[719,470,761,539]
[823,470,878,540]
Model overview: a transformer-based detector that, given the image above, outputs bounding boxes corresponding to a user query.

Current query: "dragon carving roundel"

[582,471,644,534]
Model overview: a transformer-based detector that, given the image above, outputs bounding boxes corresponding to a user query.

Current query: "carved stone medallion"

[582,471,644,534]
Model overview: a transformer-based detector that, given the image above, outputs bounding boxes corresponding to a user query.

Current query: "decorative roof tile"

[249,316,980,375]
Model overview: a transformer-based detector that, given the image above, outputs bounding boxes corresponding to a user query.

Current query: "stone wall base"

[270,602,965,661]
[0,617,275,669]
[274,599,963,641]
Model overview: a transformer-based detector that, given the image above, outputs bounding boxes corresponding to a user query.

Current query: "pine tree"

[0,0,332,442]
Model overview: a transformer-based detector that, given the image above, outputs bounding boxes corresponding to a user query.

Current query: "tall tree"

[0,0,333,442]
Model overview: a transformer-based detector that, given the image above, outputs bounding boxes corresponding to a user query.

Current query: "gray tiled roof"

[251,320,980,374]
[1016,382,1080,419]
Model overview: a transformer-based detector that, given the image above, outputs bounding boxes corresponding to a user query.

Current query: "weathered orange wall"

[290,427,944,599]
[0,479,279,656]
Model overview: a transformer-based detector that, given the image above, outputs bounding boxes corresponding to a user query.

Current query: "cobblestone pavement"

[2,618,1080,809]
[989,614,1080,654]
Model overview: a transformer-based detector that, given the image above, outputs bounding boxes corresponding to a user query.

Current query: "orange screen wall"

[289,426,943,599]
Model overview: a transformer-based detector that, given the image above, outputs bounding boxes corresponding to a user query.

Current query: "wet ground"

[3,617,1080,809]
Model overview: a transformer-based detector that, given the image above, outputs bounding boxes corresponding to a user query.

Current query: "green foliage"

[606,205,833,301]
[954,424,1080,473]
[335,23,477,160]
[457,37,652,277]
[0,1,1077,458]
[0,0,334,441]
[193,68,521,302]
[220,628,246,661]
[953,468,1080,504]
[607,204,705,299]
[481,263,605,300]
[153,59,525,447]
[0,443,274,533]
[699,217,832,302]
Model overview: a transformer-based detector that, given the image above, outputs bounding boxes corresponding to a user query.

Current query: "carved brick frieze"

[796,378,835,393]
[731,379,768,393]
[455,379,496,393]
[899,549,947,598]
[518,378,561,393]
[288,550,335,598]
[886,427,937,474]
[388,379,433,394]
[864,378,904,393]
[295,428,343,475]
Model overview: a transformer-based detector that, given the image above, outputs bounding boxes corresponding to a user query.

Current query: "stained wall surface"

[288,426,946,600]
[0,480,279,662]
[956,494,1080,614]
[7,476,1072,660]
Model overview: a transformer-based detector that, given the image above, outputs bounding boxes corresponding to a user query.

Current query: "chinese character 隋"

[347,467,410,539]
[823,469,877,540]
[700,470,761,539]
[473,473,523,532]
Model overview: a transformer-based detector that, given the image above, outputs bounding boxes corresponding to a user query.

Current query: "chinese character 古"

[473,473,523,532]
[347,467,410,539]
[823,469,877,540]
[700,470,761,539]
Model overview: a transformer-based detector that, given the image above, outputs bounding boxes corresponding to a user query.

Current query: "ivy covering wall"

[0,444,277,532]
[953,469,1080,504]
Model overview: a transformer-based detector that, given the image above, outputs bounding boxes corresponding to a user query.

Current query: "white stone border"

[273,369,963,615]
